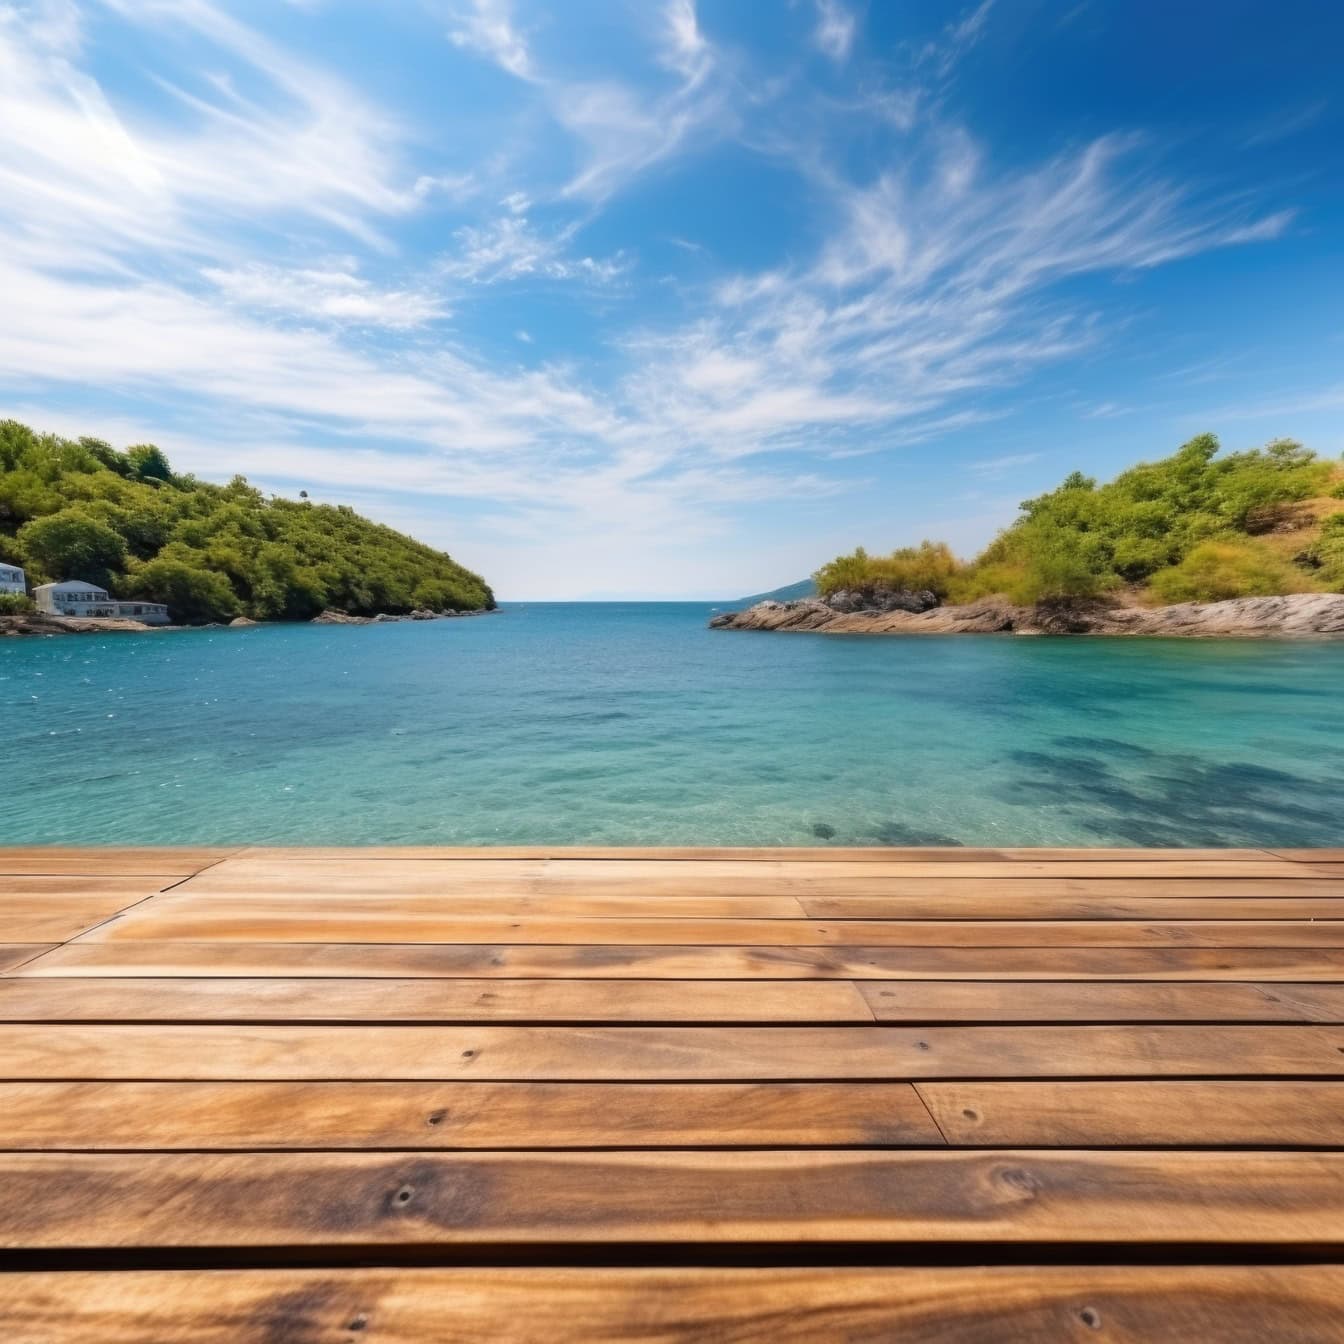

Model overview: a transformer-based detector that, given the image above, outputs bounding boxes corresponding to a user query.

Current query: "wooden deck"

[3,845,1344,1340]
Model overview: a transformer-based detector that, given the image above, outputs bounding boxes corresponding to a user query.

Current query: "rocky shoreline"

[709,591,1344,638]
[1,607,496,638]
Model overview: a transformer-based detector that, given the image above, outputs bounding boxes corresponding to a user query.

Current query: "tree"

[18,508,127,586]
[126,558,239,623]
[126,444,174,484]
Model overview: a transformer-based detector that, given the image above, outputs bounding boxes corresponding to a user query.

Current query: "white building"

[0,563,24,595]
[33,580,170,625]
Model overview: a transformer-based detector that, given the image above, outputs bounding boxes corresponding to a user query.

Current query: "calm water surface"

[2,602,1341,846]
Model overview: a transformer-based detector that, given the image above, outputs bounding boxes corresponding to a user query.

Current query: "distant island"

[0,420,493,627]
[731,578,818,606]
[714,434,1344,637]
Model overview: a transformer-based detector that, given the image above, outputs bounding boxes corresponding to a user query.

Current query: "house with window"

[33,581,170,625]
[0,563,25,595]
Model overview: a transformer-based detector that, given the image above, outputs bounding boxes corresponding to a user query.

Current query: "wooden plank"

[918,1081,1344,1146]
[858,982,1337,1023]
[206,857,1310,882]
[802,895,1344,920]
[20,941,1344,980]
[149,893,814,919]
[179,870,1344,899]
[0,877,171,897]
[0,948,54,975]
[0,977,875,1023]
[1271,849,1344,862]
[0,1080,942,1149]
[4,1265,1341,1344]
[82,912,1344,947]
[4,1150,1344,1247]
[0,849,235,876]
[235,846,1022,862]
[236,845,1283,860]
[1,1024,1341,1080]
[0,897,157,943]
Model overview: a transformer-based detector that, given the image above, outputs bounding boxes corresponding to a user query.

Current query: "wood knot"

[993,1165,1041,1199]
[1078,1306,1102,1330]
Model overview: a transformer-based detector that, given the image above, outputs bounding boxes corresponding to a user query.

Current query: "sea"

[3,602,1342,847]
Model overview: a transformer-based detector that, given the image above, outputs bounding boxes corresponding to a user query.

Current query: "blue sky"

[1,0,1340,598]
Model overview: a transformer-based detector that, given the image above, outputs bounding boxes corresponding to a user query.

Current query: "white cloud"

[0,0,1304,595]
[661,0,711,84]
[447,0,532,79]
[813,0,856,62]
[202,262,448,327]
[439,215,630,285]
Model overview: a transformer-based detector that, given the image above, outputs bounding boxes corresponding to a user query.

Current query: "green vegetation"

[0,592,34,615]
[814,434,1344,607]
[0,421,493,623]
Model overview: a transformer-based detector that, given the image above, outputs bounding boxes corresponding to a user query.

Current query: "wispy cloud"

[438,215,630,284]
[0,0,1307,596]
[203,262,449,327]
[1244,99,1328,148]
[447,0,532,79]
[813,0,857,62]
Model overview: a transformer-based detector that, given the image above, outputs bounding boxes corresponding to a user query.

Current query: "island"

[713,434,1344,637]
[0,419,493,633]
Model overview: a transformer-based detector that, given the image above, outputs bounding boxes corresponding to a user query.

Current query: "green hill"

[733,578,817,605]
[814,434,1344,607]
[0,420,493,623]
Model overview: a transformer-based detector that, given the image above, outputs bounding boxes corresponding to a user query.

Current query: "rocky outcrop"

[710,591,1344,638]
[823,587,940,615]
[0,613,152,637]
[310,607,494,625]
[228,616,258,627]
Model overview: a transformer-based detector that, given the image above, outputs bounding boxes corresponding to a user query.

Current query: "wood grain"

[0,849,235,876]
[0,947,54,974]
[0,1080,942,1149]
[20,940,1344,979]
[3,1149,1344,1247]
[2,1024,1341,1080]
[4,844,1343,1341]
[918,1081,1344,1146]
[0,896,159,942]
[858,981,1339,1023]
[4,1265,1340,1344]
[0,977,875,1023]
[83,911,1344,946]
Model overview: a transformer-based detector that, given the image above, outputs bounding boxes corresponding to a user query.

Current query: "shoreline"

[710,591,1344,638]
[0,607,497,638]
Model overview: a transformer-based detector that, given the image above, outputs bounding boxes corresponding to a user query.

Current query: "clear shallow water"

[2,602,1342,847]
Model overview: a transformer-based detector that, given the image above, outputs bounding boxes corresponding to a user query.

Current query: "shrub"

[1147,538,1313,604]
[815,541,961,598]
[0,592,34,615]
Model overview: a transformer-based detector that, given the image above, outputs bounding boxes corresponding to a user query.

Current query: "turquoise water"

[2,603,1342,846]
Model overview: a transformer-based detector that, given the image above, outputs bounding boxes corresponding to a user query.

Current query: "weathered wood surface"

[5,1022,1343,1079]
[4,1266,1341,1344]
[5,1149,1344,1248]
[3,845,1342,1338]
[22,940,1344,978]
